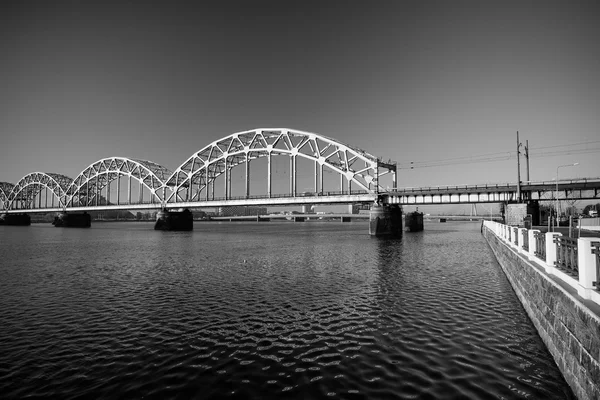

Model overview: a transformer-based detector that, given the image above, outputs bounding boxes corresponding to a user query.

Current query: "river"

[0,221,574,399]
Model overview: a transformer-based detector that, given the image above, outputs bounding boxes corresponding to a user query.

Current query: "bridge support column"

[52,212,91,228]
[0,213,31,226]
[154,208,193,231]
[369,204,402,236]
[506,202,540,227]
[405,210,424,232]
[505,204,527,227]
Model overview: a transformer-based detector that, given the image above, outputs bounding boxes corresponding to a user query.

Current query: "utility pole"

[525,140,530,182]
[517,131,522,202]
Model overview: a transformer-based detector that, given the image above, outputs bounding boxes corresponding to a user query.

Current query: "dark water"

[0,221,574,399]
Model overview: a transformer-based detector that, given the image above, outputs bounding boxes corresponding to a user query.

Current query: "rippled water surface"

[0,221,574,399]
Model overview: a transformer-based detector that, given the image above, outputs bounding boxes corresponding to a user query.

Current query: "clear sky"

[1,0,599,191]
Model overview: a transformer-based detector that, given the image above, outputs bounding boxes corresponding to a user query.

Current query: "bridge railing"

[482,220,600,306]
[390,183,515,193]
[170,190,372,204]
[389,177,600,193]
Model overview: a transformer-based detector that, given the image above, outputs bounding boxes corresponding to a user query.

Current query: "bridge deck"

[384,178,600,205]
[4,178,599,213]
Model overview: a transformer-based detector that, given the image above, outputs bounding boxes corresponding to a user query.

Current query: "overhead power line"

[529,140,600,151]
[530,148,600,158]
[398,140,600,170]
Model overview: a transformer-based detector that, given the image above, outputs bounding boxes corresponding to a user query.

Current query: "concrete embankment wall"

[482,227,600,400]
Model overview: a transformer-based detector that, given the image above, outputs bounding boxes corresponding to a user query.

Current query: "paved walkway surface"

[533,226,600,239]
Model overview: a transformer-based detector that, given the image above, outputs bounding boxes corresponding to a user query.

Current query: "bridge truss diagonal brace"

[0,182,15,211]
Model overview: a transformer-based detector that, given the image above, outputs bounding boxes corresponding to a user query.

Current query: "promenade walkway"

[532,226,600,238]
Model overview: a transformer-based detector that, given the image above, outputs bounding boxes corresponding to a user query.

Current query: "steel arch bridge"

[2,127,599,214]
[7,172,73,210]
[1,128,397,213]
[165,128,397,206]
[65,157,173,208]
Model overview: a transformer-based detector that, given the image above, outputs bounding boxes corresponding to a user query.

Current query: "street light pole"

[517,132,522,202]
[554,162,579,231]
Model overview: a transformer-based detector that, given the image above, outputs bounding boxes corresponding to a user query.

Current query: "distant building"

[218,206,267,217]
[191,210,207,219]
[349,204,369,214]
[301,204,313,213]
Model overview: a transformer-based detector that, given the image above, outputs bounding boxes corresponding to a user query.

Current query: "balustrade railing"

[554,236,579,278]
[534,231,546,261]
[484,220,600,305]
[593,241,600,291]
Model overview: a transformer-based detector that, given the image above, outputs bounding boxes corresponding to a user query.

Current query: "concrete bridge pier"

[505,201,540,227]
[154,209,193,231]
[369,204,402,236]
[0,213,31,226]
[405,211,424,232]
[53,212,91,227]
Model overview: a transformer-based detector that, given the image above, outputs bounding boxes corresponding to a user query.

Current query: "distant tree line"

[582,203,600,216]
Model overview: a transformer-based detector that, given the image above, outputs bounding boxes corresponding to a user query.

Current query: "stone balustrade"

[483,220,600,305]
[482,220,600,400]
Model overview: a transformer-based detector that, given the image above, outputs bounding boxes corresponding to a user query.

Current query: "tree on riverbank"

[582,203,600,216]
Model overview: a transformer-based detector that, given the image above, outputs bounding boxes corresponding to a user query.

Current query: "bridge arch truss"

[0,182,15,211]
[7,173,73,210]
[165,128,397,203]
[66,157,173,208]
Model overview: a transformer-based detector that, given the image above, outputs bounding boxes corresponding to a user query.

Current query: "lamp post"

[554,162,579,231]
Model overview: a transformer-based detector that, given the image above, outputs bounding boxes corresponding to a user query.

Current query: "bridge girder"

[65,157,173,207]
[164,128,396,203]
[7,173,73,210]
[383,178,600,205]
